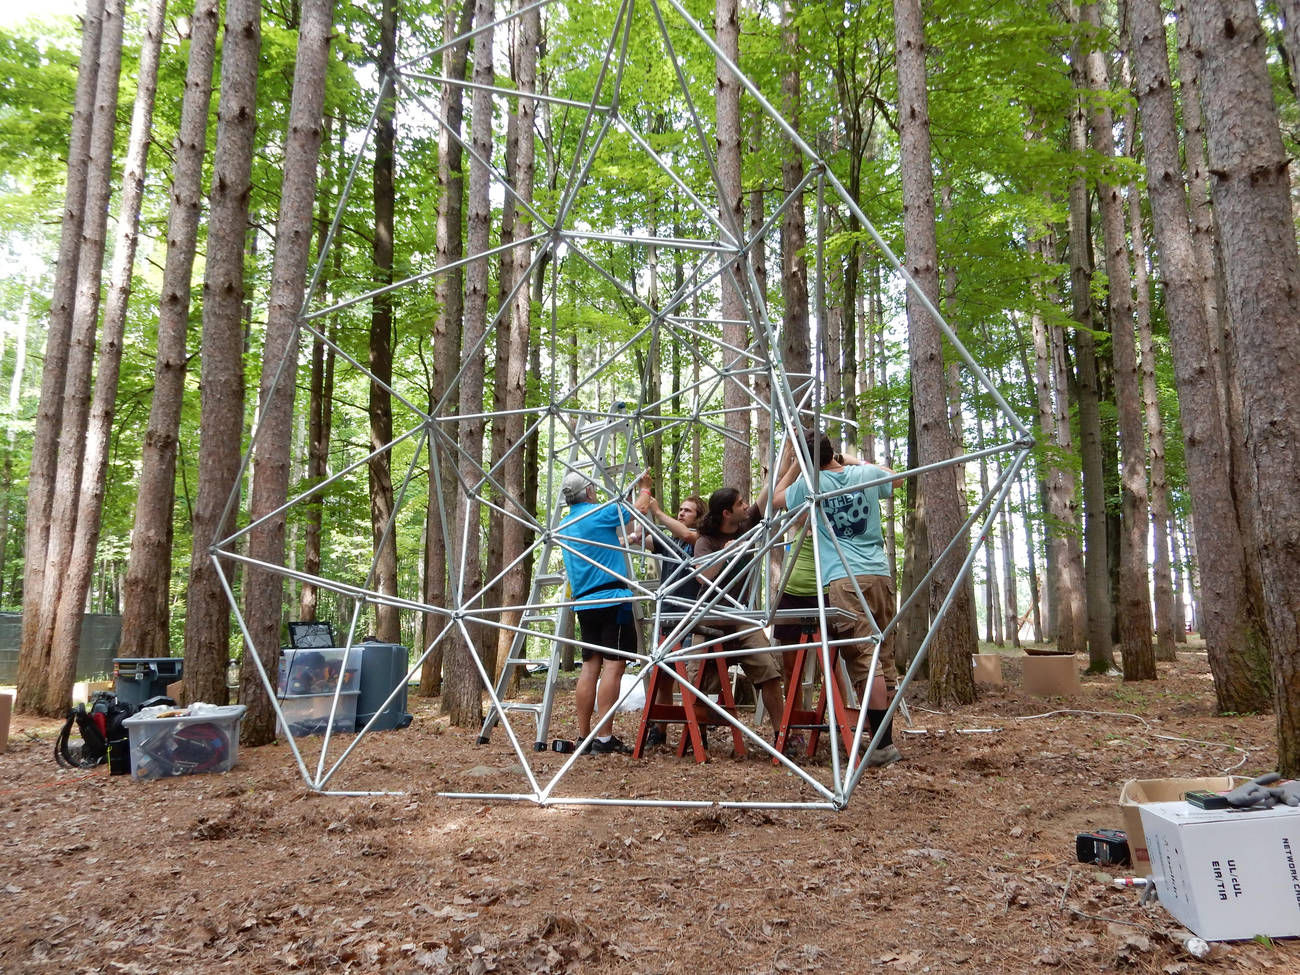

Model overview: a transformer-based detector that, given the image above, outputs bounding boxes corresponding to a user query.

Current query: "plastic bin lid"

[122,703,247,725]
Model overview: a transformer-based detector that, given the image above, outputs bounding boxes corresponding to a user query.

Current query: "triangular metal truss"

[215,0,1033,808]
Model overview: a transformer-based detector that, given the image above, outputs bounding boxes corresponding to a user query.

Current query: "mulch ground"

[2,641,1298,974]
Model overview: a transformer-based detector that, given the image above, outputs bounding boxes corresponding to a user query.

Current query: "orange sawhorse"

[772,630,862,766]
[632,633,746,762]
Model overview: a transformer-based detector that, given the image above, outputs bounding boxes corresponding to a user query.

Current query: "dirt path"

[2,646,1297,973]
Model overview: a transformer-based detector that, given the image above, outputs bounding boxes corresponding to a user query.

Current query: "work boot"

[866,743,902,767]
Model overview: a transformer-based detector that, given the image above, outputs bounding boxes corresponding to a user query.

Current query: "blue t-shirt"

[784,464,893,582]
[557,501,636,608]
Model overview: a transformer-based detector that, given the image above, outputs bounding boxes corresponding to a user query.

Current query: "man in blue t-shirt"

[774,429,904,767]
[556,469,653,754]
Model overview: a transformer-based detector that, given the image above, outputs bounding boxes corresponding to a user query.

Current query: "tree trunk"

[896,401,928,670]
[15,0,104,713]
[49,0,168,710]
[443,0,496,727]
[1082,2,1154,681]
[1184,0,1300,773]
[1028,225,1082,653]
[974,410,999,645]
[368,0,400,643]
[240,0,331,745]
[893,0,975,704]
[716,0,750,490]
[1017,475,1043,643]
[1171,519,1188,641]
[420,0,474,698]
[486,63,518,651]
[184,0,261,708]
[0,294,30,606]
[495,4,539,682]
[1128,0,1272,710]
[1066,18,1114,673]
[28,0,126,715]
[121,0,220,661]
[774,0,806,400]
[1121,100,1176,662]
[300,115,341,622]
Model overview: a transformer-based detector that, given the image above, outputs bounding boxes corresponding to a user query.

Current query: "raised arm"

[837,448,905,488]
[632,469,654,514]
[770,437,805,510]
[650,495,699,545]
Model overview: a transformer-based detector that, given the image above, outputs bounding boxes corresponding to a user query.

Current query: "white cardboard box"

[1140,799,1300,941]
[1119,776,1249,868]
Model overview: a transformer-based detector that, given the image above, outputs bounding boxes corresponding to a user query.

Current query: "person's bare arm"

[771,441,806,510]
[650,496,698,544]
[632,469,654,514]
[839,449,905,488]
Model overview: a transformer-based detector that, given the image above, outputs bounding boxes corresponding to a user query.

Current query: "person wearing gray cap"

[557,468,654,754]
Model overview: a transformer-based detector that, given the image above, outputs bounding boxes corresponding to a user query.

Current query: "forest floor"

[2,640,1298,974]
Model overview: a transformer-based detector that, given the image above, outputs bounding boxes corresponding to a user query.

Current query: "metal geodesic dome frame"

[215,0,1032,807]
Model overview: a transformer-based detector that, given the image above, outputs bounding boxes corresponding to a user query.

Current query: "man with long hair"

[690,487,786,741]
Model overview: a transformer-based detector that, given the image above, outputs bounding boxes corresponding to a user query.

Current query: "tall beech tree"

[184,0,261,707]
[495,3,540,682]
[716,0,749,490]
[368,0,400,644]
[1183,0,1300,773]
[1066,4,1114,673]
[779,0,809,389]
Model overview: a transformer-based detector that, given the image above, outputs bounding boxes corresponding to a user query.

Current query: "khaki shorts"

[827,575,896,687]
[692,624,781,692]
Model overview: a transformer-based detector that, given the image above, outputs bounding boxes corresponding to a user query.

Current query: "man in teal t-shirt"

[774,428,904,767]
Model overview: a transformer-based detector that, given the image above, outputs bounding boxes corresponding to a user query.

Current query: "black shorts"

[576,604,637,662]
[773,591,823,649]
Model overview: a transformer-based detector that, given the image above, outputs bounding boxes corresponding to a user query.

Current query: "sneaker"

[866,743,902,767]
[591,735,633,755]
[645,725,667,748]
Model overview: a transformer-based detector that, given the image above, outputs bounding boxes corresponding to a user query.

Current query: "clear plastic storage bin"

[277,690,359,737]
[121,704,246,781]
[277,647,361,696]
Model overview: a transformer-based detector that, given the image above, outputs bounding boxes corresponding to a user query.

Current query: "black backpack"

[55,691,147,772]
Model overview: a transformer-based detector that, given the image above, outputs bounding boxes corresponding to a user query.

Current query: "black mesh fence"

[0,613,122,684]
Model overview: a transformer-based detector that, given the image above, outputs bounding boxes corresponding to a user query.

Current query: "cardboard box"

[165,680,185,705]
[972,654,1003,686]
[0,690,12,753]
[1021,653,1081,697]
[72,679,113,705]
[1120,777,1247,868]
[1140,799,1300,941]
